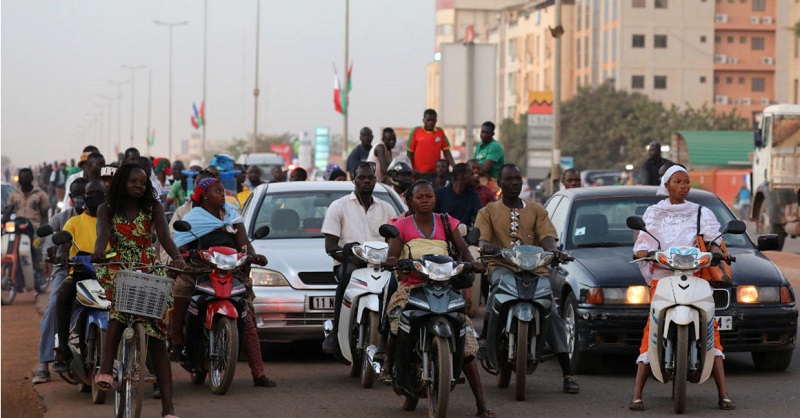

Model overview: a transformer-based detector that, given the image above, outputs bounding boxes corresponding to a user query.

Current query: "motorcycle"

[1,216,47,305]
[383,224,477,418]
[40,227,110,404]
[323,229,394,388]
[479,245,572,401]
[172,220,269,395]
[628,216,745,413]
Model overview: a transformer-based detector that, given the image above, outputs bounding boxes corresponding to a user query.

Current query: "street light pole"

[253,0,261,153]
[100,95,114,157]
[155,19,189,160]
[203,0,208,162]
[147,68,153,158]
[343,0,349,159]
[551,0,563,194]
[109,79,130,157]
[121,64,146,148]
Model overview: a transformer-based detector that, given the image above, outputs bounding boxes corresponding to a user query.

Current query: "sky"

[1,0,435,167]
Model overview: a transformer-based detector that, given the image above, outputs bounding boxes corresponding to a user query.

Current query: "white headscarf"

[656,165,688,196]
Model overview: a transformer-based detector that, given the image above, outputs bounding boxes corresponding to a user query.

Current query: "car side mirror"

[379,224,400,239]
[724,220,747,235]
[253,226,270,239]
[52,231,73,246]
[36,225,54,237]
[465,227,481,246]
[626,216,646,231]
[173,220,191,232]
[757,234,780,251]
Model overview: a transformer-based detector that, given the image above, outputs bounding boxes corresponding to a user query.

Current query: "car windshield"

[565,195,751,250]
[250,190,402,239]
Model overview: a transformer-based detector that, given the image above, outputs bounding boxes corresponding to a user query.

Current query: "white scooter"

[628,216,745,414]
[324,231,393,388]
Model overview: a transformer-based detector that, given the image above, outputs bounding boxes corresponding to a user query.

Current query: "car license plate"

[715,316,732,331]
[310,296,335,311]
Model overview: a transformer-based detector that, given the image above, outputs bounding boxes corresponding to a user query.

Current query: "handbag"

[439,213,460,260]
[695,206,732,284]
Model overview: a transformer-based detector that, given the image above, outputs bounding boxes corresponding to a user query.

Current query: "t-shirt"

[167,181,187,208]
[407,126,450,173]
[434,186,482,227]
[390,213,460,285]
[474,139,505,179]
[346,144,372,175]
[63,212,100,258]
[474,200,557,274]
[476,184,496,207]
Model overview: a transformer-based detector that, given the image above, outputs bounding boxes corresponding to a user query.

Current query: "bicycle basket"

[114,270,172,319]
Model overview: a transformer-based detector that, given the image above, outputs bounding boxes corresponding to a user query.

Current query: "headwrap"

[323,163,342,181]
[657,165,688,196]
[173,203,243,248]
[190,177,219,204]
[153,158,172,176]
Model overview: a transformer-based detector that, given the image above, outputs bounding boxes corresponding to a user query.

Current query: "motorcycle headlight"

[425,261,454,282]
[601,286,651,304]
[251,268,289,286]
[737,286,781,304]
[670,254,697,270]
[202,251,239,270]
[517,253,539,271]
[365,246,388,265]
[4,222,15,233]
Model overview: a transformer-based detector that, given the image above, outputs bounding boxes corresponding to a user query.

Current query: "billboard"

[314,127,330,171]
[439,43,497,126]
[526,91,555,179]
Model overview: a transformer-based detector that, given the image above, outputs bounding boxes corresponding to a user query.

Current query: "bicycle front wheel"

[115,323,147,418]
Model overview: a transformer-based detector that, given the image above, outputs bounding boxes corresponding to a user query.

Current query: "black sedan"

[543,186,797,373]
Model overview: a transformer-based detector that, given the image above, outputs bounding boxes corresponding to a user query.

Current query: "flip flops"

[629,399,646,411]
[718,398,736,410]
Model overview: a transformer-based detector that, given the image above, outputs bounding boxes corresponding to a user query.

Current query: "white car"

[241,181,406,343]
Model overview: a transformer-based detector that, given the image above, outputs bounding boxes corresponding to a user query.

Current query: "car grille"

[298,271,337,286]
[713,289,730,310]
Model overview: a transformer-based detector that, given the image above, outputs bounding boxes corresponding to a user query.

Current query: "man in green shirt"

[474,121,504,181]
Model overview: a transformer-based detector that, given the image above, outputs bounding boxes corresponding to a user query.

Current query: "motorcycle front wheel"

[1,264,17,306]
[89,325,107,404]
[360,311,380,388]
[673,325,688,414]
[515,320,529,401]
[428,335,452,418]
[208,317,238,395]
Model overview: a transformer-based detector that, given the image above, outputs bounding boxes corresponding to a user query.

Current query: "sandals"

[94,373,113,391]
[254,376,278,387]
[476,407,496,417]
[378,370,393,385]
[629,399,646,411]
[718,398,736,410]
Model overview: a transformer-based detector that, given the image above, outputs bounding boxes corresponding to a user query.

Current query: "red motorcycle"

[172,221,269,395]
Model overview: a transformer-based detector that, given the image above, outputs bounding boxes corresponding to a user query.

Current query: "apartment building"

[780,0,799,104]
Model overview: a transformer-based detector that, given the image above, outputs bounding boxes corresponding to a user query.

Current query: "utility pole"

[253,0,261,153]
[154,19,189,159]
[109,79,129,156]
[551,0,564,194]
[121,64,146,148]
[343,0,349,159]
[203,0,208,162]
[100,95,113,158]
[147,68,153,157]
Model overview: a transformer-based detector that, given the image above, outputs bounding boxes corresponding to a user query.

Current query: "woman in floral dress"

[92,163,185,418]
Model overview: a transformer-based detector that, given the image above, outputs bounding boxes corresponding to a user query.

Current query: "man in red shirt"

[407,109,456,181]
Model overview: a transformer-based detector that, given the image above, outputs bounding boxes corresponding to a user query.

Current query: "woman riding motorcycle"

[170,177,276,387]
[381,180,494,418]
[630,165,734,411]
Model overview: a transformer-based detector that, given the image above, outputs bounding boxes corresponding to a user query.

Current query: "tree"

[498,117,528,171]
[224,132,295,160]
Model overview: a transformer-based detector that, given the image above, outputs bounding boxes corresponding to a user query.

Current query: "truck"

[236,153,286,182]
[751,104,800,250]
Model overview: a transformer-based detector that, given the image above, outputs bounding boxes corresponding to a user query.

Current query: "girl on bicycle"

[92,163,186,418]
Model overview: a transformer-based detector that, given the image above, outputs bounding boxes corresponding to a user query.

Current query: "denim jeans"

[38,271,67,363]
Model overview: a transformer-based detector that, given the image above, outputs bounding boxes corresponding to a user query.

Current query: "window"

[654,35,667,48]
[740,36,747,44]
[714,76,720,84]
[715,36,721,43]
[577,0,582,29]
[632,0,645,8]
[752,0,766,11]
[632,34,645,48]
[700,76,707,83]
[655,0,668,8]
[727,36,734,43]
[739,76,746,84]
[700,35,707,43]
[751,77,766,92]
[726,76,733,84]
[654,75,667,89]
[577,41,582,68]
[632,75,645,89]
[752,37,765,50]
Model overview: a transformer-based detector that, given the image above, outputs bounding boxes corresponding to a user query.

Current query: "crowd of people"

[1,108,738,416]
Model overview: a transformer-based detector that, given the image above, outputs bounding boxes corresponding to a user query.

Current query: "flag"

[333,65,343,114]
[342,62,352,115]
[191,101,204,130]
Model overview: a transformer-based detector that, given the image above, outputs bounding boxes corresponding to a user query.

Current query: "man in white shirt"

[320,162,395,354]
[60,146,100,211]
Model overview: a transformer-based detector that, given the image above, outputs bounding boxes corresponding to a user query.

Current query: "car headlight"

[737,285,782,304]
[598,286,651,304]
[251,268,289,286]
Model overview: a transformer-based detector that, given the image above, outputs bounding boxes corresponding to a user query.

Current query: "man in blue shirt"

[434,163,483,226]
[346,127,374,177]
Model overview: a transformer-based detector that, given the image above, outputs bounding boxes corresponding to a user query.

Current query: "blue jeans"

[38,272,67,364]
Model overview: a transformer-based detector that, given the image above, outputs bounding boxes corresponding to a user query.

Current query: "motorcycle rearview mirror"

[52,231,73,246]
[253,226,270,240]
[36,225,54,237]
[465,227,481,246]
[708,219,748,245]
[626,216,662,249]
[379,224,400,239]
[173,220,191,232]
